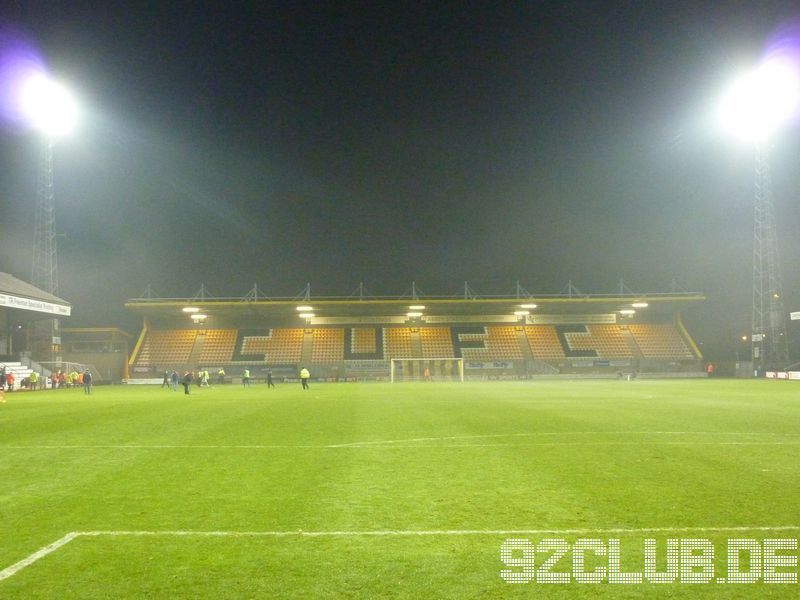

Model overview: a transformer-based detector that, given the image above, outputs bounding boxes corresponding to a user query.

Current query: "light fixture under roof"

[514,310,530,317]
[296,306,313,312]
[406,312,423,318]
[520,303,537,309]
[190,313,207,321]
[299,312,315,319]
[619,309,636,315]
[409,305,425,310]
[182,307,200,313]
[631,302,649,308]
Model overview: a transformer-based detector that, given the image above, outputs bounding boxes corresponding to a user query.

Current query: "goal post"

[390,358,464,382]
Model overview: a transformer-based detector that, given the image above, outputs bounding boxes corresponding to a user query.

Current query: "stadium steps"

[1,362,34,391]
[187,332,206,366]
[409,329,423,359]
[619,327,644,361]
[300,330,314,365]
[514,327,535,361]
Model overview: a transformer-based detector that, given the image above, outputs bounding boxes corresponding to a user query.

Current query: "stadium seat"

[384,327,414,359]
[523,326,566,359]
[198,329,237,363]
[241,329,304,363]
[136,330,196,366]
[419,327,455,358]
[311,328,344,362]
[564,325,633,359]
[628,324,695,359]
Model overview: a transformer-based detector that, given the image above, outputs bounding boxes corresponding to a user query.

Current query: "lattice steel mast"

[752,142,789,371]
[31,137,61,363]
[31,138,58,296]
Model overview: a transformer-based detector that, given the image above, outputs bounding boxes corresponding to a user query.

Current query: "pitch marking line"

[2,526,798,582]
[0,532,78,582]
[326,431,800,448]
[4,431,800,451]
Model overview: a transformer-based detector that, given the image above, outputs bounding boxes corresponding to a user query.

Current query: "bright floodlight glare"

[409,305,426,310]
[19,74,77,137]
[719,58,800,141]
[520,303,537,309]
[632,302,649,308]
[299,312,315,319]
[296,305,313,312]
[619,309,636,315]
[182,307,200,313]
[406,312,423,318]
[190,313,207,321]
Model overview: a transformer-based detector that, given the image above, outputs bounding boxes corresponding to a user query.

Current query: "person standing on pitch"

[217,368,226,384]
[266,369,275,388]
[242,368,251,387]
[182,371,193,395]
[83,369,92,395]
[299,367,310,390]
[170,370,178,391]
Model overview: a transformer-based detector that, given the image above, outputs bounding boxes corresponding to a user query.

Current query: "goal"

[390,358,464,382]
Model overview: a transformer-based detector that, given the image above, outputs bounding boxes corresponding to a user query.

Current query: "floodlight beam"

[19,74,77,137]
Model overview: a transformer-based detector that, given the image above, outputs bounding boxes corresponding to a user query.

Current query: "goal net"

[390,358,464,382]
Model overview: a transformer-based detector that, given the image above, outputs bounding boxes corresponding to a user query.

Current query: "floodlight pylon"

[30,137,61,363]
[751,142,789,371]
[31,138,58,296]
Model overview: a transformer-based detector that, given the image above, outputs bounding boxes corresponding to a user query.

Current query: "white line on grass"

[3,526,798,583]
[2,444,321,449]
[0,532,79,582]
[325,431,800,447]
[4,431,800,451]
[78,525,800,537]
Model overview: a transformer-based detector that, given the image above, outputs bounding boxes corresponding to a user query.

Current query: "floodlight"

[520,303,537,309]
[513,310,530,317]
[299,312,315,319]
[409,305,425,310]
[406,312,423,318]
[182,307,200,313]
[718,58,800,141]
[296,306,313,312]
[190,313,207,321]
[19,73,77,137]
[619,309,636,315]
[631,302,649,308]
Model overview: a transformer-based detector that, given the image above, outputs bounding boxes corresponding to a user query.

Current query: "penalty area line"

[0,532,79,582]
[77,525,800,538]
[2,525,799,582]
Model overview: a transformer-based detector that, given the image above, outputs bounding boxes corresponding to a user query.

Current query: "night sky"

[2,1,800,359]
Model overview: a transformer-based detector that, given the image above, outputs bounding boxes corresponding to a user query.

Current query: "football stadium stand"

[125,291,705,381]
[418,327,453,358]
[311,327,344,363]
[523,325,566,359]
[384,327,414,359]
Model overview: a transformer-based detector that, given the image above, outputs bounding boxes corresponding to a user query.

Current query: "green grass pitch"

[0,379,798,598]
